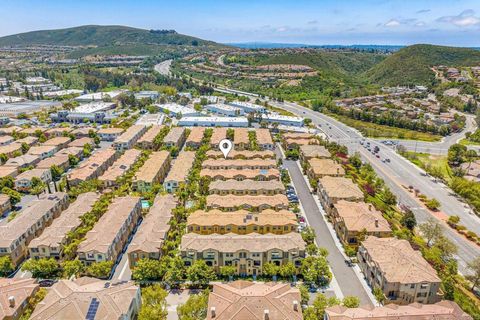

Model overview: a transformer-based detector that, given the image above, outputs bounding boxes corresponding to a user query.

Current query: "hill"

[366,44,480,86]
[0,25,223,56]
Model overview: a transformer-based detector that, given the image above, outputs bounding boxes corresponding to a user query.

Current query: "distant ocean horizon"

[226,42,480,52]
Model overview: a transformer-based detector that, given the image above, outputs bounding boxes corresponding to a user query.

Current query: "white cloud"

[415,21,426,27]
[437,10,480,27]
[385,19,401,27]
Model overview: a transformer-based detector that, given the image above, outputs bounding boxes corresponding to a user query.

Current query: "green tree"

[186,260,216,287]
[447,143,467,165]
[279,262,297,279]
[219,265,236,280]
[0,256,14,276]
[21,143,30,154]
[373,287,385,304]
[301,227,316,244]
[425,198,441,211]
[466,257,480,290]
[177,289,209,320]
[61,259,84,278]
[262,262,280,278]
[68,154,79,166]
[401,209,417,230]
[86,261,113,279]
[132,259,165,281]
[50,165,64,181]
[419,218,443,247]
[2,187,21,205]
[139,285,168,320]
[163,256,185,288]
[306,243,319,256]
[309,293,341,319]
[0,153,7,164]
[342,296,360,308]
[21,258,60,278]
[299,285,310,305]
[300,256,332,286]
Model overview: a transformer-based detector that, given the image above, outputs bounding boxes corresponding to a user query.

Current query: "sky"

[1,0,480,46]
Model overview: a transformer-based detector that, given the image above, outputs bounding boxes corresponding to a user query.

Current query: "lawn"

[459,138,480,146]
[401,151,452,181]
[326,113,442,142]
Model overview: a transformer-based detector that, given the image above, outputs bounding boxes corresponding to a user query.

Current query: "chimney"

[8,296,15,308]
[210,307,216,318]
[293,300,299,311]
[375,218,379,228]
[368,204,372,211]
[264,309,270,320]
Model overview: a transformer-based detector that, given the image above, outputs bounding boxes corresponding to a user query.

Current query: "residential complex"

[0,278,39,320]
[164,150,195,192]
[99,149,142,187]
[136,125,163,149]
[67,148,118,186]
[132,151,171,192]
[206,194,289,211]
[112,124,147,151]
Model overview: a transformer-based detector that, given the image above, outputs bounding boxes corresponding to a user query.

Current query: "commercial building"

[77,196,142,265]
[317,176,364,214]
[132,151,171,193]
[228,100,266,113]
[97,127,124,141]
[156,103,201,118]
[0,101,61,118]
[178,116,249,128]
[261,114,304,127]
[209,179,285,195]
[74,90,126,103]
[14,168,52,191]
[136,125,163,149]
[180,232,305,275]
[134,90,159,100]
[358,236,441,305]
[0,193,68,266]
[30,278,141,320]
[162,127,187,149]
[0,278,40,320]
[99,149,142,187]
[206,194,289,211]
[127,194,177,267]
[255,128,274,150]
[324,301,472,320]
[331,200,392,246]
[112,125,147,151]
[206,103,244,117]
[67,149,118,186]
[207,281,302,320]
[185,127,205,149]
[28,192,100,260]
[187,209,297,235]
[135,113,165,126]
[164,151,195,193]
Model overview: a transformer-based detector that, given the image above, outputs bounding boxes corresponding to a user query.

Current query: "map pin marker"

[219,139,233,159]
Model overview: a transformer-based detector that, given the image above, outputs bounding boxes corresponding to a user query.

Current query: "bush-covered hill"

[365,44,480,86]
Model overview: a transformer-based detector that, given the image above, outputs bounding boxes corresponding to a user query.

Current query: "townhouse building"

[67,148,118,186]
[358,236,441,305]
[97,127,124,141]
[255,128,274,150]
[132,151,171,193]
[28,192,100,260]
[200,168,280,181]
[187,209,297,235]
[185,127,205,149]
[42,136,71,151]
[206,194,289,212]
[180,232,305,276]
[127,194,177,267]
[233,128,249,150]
[306,158,345,181]
[202,159,277,170]
[317,176,364,214]
[162,127,187,149]
[77,196,142,265]
[30,278,141,320]
[210,127,227,148]
[4,154,40,169]
[0,278,39,320]
[206,149,275,160]
[112,125,147,151]
[299,144,331,162]
[98,149,142,188]
[135,125,163,150]
[27,145,57,160]
[207,281,302,320]
[331,200,392,246]
[0,194,11,216]
[208,179,285,196]
[163,151,195,193]
[0,143,22,158]
[0,193,68,266]
[14,168,52,191]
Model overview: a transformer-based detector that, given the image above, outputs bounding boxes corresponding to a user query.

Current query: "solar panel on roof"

[85,298,100,320]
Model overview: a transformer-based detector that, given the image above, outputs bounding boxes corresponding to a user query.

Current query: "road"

[155,60,480,274]
[276,100,480,274]
[387,114,479,155]
[280,156,373,305]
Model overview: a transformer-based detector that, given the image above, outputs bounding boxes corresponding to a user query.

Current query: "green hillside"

[366,44,480,86]
[0,25,223,56]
